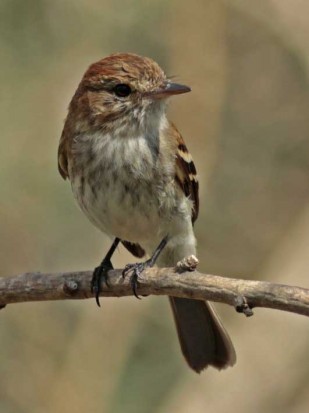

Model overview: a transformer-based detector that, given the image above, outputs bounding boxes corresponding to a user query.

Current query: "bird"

[58,52,236,372]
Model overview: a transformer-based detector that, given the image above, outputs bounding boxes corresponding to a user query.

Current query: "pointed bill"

[144,82,191,99]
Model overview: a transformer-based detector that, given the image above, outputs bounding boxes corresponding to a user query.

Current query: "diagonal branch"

[1,258,309,317]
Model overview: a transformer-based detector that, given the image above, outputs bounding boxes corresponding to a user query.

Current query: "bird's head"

[68,53,190,134]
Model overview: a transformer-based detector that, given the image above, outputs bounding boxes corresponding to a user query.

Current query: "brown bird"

[58,53,236,372]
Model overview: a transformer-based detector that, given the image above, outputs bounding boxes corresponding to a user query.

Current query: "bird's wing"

[170,123,199,223]
[58,130,69,179]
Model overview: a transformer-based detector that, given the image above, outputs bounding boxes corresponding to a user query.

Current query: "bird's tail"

[156,233,236,372]
[169,296,236,372]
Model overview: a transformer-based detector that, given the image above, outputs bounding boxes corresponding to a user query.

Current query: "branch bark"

[1,261,309,317]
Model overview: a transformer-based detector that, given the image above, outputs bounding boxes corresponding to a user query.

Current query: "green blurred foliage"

[1,0,309,412]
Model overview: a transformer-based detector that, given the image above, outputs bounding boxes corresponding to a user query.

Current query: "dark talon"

[91,259,113,307]
[122,263,134,278]
[122,262,146,299]
[92,237,120,307]
[122,237,169,299]
[131,270,141,300]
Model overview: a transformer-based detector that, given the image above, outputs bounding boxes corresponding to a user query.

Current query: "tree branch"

[1,258,309,317]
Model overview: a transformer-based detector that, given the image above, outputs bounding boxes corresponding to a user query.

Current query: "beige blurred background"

[1,1,309,412]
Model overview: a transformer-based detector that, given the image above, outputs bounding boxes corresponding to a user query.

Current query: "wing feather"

[170,123,199,223]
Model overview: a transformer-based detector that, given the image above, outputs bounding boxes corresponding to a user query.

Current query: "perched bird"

[58,53,236,372]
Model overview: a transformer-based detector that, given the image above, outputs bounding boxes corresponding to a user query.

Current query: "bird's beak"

[144,82,191,100]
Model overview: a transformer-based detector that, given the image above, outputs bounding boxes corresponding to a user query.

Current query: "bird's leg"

[91,237,120,307]
[122,236,168,299]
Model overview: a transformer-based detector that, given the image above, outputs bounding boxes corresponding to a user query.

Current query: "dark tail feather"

[169,297,236,372]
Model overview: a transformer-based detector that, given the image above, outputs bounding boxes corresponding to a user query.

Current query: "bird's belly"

[71,174,170,244]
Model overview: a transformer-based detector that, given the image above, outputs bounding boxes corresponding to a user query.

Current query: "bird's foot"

[122,259,153,299]
[91,259,113,307]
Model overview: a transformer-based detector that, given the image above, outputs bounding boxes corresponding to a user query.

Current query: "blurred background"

[1,0,309,412]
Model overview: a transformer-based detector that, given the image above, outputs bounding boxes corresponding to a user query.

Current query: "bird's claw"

[122,260,152,299]
[91,260,113,307]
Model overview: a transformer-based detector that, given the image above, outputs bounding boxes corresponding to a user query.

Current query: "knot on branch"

[234,295,254,317]
[63,280,79,296]
[176,255,199,272]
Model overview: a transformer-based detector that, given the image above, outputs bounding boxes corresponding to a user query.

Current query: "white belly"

[72,175,167,244]
[69,132,190,247]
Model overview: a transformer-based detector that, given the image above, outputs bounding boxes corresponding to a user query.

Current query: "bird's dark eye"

[113,84,132,97]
